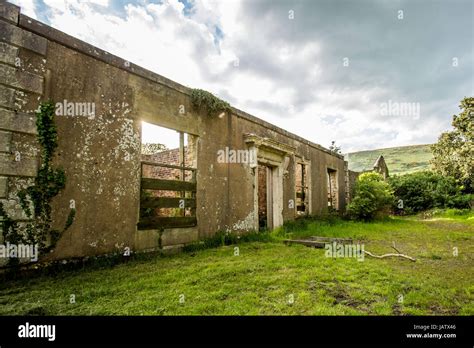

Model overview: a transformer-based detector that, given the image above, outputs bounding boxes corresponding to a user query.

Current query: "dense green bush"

[389,171,472,213]
[347,172,394,221]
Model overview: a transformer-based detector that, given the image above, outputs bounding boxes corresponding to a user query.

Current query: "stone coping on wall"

[15,8,343,160]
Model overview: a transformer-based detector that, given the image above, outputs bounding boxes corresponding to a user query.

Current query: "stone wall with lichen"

[0,4,45,243]
[44,40,140,260]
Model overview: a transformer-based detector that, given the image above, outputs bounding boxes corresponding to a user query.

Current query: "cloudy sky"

[11,0,473,152]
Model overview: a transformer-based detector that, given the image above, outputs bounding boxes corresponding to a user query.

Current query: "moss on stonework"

[190,88,231,117]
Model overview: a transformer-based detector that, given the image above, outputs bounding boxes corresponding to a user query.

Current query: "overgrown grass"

[430,208,474,221]
[183,229,274,252]
[0,210,472,315]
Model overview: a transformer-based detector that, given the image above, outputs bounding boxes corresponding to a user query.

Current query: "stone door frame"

[244,134,295,231]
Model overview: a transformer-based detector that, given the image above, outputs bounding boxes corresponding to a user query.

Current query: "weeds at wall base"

[0,249,164,283]
[0,230,274,282]
[182,230,274,252]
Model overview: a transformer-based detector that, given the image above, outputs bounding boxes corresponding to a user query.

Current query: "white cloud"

[85,0,109,6]
[10,0,37,18]
[9,0,471,151]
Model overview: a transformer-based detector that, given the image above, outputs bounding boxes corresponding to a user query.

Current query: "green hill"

[345,144,433,176]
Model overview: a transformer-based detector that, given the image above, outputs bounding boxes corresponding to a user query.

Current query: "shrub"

[389,171,472,213]
[347,172,394,221]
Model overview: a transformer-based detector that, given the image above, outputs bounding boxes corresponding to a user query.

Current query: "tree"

[431,97,474,193]
[347,172,394,221]
[329,140,342,155]
[141,143,168,155]
[389,171,471,213]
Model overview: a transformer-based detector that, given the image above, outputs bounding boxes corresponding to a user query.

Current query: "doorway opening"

[245,134,293,231]
[258,164,269,230]
[257,163,280,231]
[327,168,338,210]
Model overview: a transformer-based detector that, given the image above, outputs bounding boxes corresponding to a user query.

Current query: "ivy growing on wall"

[190,88,231,117]
[0,203,22,245]
[0,101,75,262]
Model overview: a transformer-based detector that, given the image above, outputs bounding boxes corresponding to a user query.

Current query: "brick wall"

[140,144,197,217]
[141,146,194,180]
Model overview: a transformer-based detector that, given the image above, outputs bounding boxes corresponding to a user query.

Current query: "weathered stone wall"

[0,3,45,241]
[0,2,350,262]
[344,161,359,206]
[373,155,389,180]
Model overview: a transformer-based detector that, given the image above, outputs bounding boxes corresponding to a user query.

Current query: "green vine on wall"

[0,101,75,261]
[190,88,231,117]
[0,203,22,245]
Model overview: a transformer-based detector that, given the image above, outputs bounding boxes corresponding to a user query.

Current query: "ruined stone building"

[0,2,357,262]
[372,155,389,180]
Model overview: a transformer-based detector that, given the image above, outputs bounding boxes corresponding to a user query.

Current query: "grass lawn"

[1,210,473,315]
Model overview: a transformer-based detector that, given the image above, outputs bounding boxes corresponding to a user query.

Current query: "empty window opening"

[138,122,197,230]
[295,162,309,215]
[327,168,338,210]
